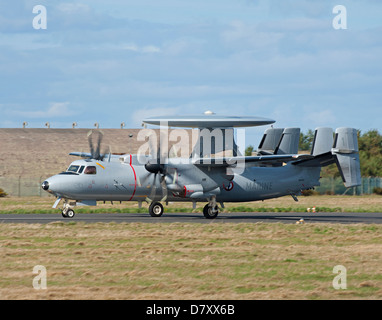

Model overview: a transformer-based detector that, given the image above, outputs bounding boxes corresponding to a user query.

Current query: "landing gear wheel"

[62,209,75,218]
[66,209,75,218]
[203,204,219,219]
[149,202,164,217]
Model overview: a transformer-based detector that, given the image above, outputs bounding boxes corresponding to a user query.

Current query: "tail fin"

[294,127,361,188]
[311,127,333,156]
[274,128,300,155]
[258,128,284,155]
[332,128,361,188]
[258,127,300,155]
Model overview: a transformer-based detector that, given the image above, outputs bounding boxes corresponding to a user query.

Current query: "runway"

[1,212,382,224]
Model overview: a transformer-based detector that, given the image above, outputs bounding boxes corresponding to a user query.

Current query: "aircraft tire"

[149,202,164,217]
[203,204,219,219]
[66,209,75,218]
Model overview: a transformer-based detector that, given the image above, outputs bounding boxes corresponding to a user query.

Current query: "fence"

[0,177,49,198]
[316,177,382,195]
[1,176,382,197]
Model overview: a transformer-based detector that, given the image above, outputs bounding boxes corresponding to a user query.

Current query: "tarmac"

[1,212,382,224]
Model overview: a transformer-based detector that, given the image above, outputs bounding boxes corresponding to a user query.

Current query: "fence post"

[39,176,42,197]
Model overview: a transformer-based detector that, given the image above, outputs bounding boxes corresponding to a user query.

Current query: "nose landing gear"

[61,200,76,218]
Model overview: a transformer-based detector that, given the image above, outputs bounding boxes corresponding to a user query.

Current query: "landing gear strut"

[61,200,76,218]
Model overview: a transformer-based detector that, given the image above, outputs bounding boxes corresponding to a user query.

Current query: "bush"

[373,187,382,195]
[301,189,320,196]
[0,188,7,197]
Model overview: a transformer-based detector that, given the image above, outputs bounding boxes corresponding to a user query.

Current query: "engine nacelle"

[183,184,204,198]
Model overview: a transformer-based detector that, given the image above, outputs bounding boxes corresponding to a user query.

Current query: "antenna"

[128,133,133,154]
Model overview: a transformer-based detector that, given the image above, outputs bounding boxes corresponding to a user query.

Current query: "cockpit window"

[67,165,80,173]
[78,165,85,174]
[84,166,97,175]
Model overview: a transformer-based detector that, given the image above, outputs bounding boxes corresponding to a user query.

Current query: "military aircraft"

[41,114,361,219]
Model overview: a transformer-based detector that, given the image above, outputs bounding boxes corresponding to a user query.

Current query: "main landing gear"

[148,199,220,219]
[203,203,219,219]
[149,201,164,217]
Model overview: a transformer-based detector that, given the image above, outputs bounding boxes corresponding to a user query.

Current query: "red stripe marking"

[128,154,137,201]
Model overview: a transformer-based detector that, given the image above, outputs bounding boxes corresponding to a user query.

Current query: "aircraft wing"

[192,154,314,166]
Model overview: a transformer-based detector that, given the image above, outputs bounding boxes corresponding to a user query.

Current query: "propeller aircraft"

[41,114,361,219]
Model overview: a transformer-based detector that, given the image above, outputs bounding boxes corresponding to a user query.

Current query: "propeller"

[87,130,110,161]
[144,131,169,203]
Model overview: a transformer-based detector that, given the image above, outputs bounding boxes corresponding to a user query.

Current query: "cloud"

[13,102,74,119]
[1,1,381,132]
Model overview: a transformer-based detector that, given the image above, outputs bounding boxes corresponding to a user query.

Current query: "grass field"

[1,222,382,300]
[1,195,381,300]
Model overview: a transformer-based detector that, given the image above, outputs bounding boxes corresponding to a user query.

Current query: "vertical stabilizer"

[311,127,334,156]
[332,128,361,188]
[258,128,284,155]
[275,128,300,155]
[293,127,361,188]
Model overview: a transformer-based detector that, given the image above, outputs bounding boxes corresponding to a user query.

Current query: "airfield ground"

[1,194,382,214]
[1,221,382,300]
[1,195,382,300]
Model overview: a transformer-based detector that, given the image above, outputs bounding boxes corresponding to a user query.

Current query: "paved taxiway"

[1,212,382,224]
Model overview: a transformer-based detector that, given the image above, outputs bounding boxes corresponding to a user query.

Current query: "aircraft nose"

[41,180,49,191]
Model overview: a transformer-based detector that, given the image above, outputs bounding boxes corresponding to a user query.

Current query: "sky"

[1,0,381,146]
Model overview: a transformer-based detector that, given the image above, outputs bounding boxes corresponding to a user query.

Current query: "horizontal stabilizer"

[193,154,313,167]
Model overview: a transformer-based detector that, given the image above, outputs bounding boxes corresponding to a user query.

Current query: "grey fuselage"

[44,155,321,204]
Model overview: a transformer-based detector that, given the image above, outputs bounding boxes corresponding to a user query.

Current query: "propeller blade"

[145,173,158,203]
[100,144,110,161]
[144,130,170,203]
[87,130,94,158]
[138,172,152,187]
[160,175,167,202]
[87,130,105,160]
[94,131,103,160]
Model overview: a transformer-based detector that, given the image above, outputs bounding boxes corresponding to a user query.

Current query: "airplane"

[41,114,361,219]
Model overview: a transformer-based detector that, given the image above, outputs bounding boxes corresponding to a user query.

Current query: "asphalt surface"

[1,212,382,224]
